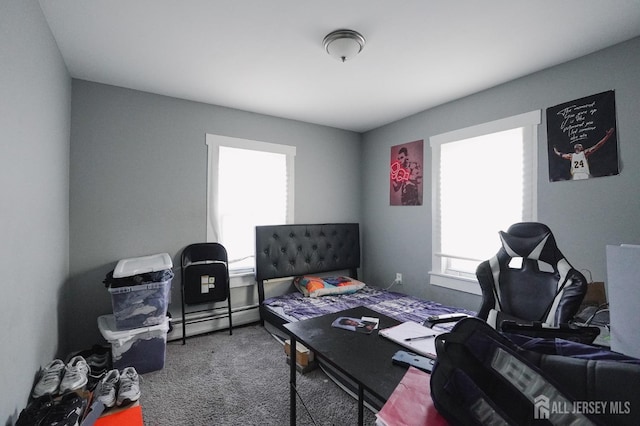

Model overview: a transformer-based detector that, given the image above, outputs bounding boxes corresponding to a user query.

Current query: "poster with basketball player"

[390,140,423,205]
[547,91,619,182]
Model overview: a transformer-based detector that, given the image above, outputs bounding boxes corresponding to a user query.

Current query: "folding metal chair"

[180,243,233,345]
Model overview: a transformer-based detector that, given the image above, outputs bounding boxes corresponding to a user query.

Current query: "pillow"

[293,276,365,298]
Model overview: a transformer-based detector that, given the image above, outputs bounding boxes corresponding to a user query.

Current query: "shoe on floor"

[116,367,140,406]
[32,359,65,398]
[76,344,111,370]
[85,352,110,371]
[43,392,87,426]
[16,395,55,426]
[87,368,108,393]
[94,369,119,408]
[59,356,90,393]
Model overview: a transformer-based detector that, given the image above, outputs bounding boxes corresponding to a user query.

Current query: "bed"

[255,222,475,410]
[255,222,475,335]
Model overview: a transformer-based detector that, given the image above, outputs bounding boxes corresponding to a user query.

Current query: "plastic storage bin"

[107,253,173,330]
[108,279,171,330]
[98,314,169,374]
[113,253,173,278]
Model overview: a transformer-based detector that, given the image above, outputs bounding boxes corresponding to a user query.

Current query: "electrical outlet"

[395,273,403,284]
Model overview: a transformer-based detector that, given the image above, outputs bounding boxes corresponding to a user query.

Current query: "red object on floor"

[94,404,143,426]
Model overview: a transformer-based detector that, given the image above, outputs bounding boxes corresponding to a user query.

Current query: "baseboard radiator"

[166,304,260,342]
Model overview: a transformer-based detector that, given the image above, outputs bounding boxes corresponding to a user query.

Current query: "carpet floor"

[139,323,378,425]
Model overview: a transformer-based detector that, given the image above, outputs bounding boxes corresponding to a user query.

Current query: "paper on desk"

[378,321,441,358]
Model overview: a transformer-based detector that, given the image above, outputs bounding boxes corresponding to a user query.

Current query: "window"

[206,134,296,274]
[429,110,540,294]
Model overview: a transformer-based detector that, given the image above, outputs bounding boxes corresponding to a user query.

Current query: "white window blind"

[430,111,540,294]
[206,134,295,273]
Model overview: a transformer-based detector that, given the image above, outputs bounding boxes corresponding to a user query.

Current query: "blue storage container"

[107,253,173,330]
[98,314,169,374]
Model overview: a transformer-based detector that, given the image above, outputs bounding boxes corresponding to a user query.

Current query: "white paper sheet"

[378,321,441,358]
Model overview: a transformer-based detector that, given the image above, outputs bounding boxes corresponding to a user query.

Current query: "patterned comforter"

[263,285,476,326]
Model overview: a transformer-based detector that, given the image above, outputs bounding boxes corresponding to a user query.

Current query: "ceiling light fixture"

[323,29,366,62]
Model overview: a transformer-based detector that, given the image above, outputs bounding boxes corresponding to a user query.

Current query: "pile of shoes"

[16,393,87,426]
[16,347,141,425]
[17,356,91,425]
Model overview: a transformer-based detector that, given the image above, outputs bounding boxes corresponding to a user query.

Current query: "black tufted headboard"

[255,223,360,307]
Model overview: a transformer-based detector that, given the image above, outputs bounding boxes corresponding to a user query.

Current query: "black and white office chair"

[476,222,598,343]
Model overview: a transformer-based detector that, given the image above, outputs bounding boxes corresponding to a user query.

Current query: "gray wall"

[3,2,639,419]
[361,37,640,311]
[0,0,71,421]
[67,81,362,353]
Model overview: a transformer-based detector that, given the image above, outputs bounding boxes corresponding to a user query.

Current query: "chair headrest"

[499,231,550,260]
[497,222,564,265]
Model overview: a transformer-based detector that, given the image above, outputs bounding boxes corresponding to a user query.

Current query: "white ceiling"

[38,0,640,133]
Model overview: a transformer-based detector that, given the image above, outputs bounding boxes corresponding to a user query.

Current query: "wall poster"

[547,90,618,182]
[390,139,423,206]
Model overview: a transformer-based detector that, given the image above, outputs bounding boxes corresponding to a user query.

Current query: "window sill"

[229,272,256,289]
[429,272,482,296]
[229,269,254,278]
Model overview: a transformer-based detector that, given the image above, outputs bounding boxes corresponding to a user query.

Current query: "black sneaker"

[43,392,87,426]
[87,368,109,392]
[69,345,111,372]
[16,395,55,426]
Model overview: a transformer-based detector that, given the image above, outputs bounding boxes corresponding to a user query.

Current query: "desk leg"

[290,338,297,426]
[357,384,363,426]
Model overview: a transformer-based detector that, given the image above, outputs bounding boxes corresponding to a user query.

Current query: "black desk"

[284,306,408,426]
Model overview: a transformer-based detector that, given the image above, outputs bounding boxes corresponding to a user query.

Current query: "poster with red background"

[390,140,423,206]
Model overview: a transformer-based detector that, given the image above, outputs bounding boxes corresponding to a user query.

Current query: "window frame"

[205,134,296,273]
[429,110,540,294]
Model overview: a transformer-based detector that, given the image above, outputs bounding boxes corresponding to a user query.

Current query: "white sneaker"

[32,359,65,398]
[59,355,90,393]
[95,369,120,408]
[116,367,140,406]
